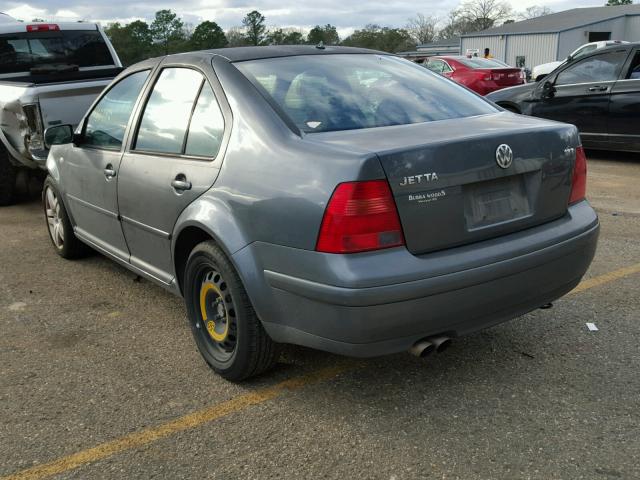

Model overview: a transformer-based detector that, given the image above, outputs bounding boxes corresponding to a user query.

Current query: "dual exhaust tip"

[408,336,451,358]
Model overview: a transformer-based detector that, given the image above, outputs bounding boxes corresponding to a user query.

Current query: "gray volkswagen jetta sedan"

[42,46,599,381]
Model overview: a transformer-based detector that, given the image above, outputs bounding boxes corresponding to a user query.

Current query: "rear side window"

[236,54,496,133]
[184,83,225,157]
[135,68,204,154]
[135,68,224,158]
[556,51,628,85]
[458,58,509,69]
[0,30,114,74]
[83,70,149,149]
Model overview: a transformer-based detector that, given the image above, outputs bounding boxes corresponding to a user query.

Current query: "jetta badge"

[496,144,513,169]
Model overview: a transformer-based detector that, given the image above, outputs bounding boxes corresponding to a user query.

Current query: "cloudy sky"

[0,0,617,37]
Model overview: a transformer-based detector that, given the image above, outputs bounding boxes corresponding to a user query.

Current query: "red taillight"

[569,146,587,204]
[27,24,60,32]
[316,180,405,254]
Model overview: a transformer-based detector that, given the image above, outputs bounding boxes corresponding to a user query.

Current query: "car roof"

[179,45,389,63]
[0,22,99,34]
[577,41,638,59]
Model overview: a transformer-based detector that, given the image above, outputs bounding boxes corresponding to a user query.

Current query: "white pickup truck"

[0,18,122,205]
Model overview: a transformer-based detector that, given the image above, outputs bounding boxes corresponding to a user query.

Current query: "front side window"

[556,51,628,85]
[236,54,496,133]
[83,70,149,149]
[627,52,640,79]
[135,68,204,154]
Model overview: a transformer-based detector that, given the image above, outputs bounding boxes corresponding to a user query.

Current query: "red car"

[424,56,525,95]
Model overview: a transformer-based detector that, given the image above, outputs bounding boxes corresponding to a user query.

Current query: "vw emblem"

[496,144,513,169]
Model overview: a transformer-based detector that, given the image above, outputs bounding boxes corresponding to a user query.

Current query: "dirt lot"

[1,151,639,480]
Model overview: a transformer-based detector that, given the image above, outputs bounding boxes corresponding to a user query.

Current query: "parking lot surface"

[1,152,639,480]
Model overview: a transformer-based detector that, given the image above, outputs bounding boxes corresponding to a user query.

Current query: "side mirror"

[541,81,556,99]
[44,124,74,149]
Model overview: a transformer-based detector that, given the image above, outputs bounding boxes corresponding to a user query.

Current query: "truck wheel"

[42,177,89,259]
[0,147,17,206]
[184,241,280,381]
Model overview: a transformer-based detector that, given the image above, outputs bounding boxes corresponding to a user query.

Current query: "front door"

[60,69,150,260]
[117,65,228,283]
[531,49,629,148]
[608,49,640,151]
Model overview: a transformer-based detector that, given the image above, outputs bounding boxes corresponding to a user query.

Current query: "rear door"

[117,61,231,283]
[608,48,640,151]
[60,69,149,260]
[531,49,629,148]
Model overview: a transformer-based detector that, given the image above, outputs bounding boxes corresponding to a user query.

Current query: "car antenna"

[316,41,325,50]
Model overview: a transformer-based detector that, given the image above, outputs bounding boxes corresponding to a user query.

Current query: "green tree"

[226,27,250,47]
[606,0,632,5]
[105,20,153,66]
[242,10,267,46]
[307,24,340,45]
[265,28,306,45]
[151,9,185,54]
[455,0,512,32]
[190,21,228,50]
[406,14,439,45]
[342,25,414,53]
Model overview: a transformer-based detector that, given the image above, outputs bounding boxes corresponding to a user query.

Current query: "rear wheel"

[42,177,89,259]
[184,241,280,381]
[0,147,17,206]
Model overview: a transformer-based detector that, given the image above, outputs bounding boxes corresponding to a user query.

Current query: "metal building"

[461,4,640,69]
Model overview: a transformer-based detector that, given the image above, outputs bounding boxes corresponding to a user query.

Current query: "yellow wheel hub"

[199,281,229,343]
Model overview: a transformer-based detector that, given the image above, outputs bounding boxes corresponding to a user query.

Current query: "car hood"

[485,81,537,103]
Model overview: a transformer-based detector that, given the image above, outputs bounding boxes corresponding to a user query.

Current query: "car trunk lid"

[308,113,578,255]
[478,67,523,86]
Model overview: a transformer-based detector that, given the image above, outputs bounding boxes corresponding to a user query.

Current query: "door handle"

[171,175,192,192]
[588,86,608,92]
[104,165,116,179]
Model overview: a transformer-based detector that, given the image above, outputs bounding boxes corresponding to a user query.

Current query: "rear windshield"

[0,30,114,75]
[235,54,497,133]
[458,58,511,69]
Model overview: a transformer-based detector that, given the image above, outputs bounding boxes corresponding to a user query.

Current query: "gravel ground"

[1,152,639,480]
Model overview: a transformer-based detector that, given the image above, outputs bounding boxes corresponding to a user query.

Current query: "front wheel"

[184,241,280,381]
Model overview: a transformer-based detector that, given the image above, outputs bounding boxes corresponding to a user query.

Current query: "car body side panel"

[608,78,640,151]
[117,55,232,284]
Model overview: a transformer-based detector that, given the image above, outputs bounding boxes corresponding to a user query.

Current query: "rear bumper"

[234,201,599,357]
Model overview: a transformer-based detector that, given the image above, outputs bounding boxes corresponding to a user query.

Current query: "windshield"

[235,54,497,133]
[458,58,512,69]
[0,30,113,75]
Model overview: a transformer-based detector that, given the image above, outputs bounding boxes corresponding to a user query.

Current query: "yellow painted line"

[4,263,640,480]
[1,364,352,480]
[569,262,640,295]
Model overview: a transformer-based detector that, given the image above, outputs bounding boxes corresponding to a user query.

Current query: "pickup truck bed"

[0,20,122,205]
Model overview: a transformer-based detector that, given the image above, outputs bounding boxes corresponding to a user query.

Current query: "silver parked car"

[43,46,599,381]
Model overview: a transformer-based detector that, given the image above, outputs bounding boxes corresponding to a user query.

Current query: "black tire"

[501,104,520,114]
[42,177,90,259]
[184,241,280,381]
[0,147,17,206]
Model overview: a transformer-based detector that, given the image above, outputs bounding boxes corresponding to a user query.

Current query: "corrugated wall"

[625,15,640,41]
[460,36,505,61]
[505,34,558,68]
[558,18,627,60]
